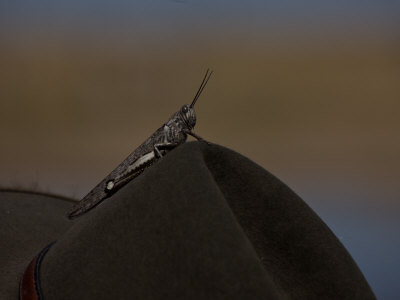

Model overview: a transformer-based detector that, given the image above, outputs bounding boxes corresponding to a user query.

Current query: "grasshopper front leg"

[184,130,210,145]
[154,142,180,158]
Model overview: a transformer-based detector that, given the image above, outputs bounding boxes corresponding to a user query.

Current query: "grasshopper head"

[179,69,212,131]
[179,104,196,130]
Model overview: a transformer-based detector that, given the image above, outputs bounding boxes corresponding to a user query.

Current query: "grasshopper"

[68,69,212,219]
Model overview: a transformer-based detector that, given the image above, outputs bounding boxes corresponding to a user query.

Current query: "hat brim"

[0,190,74,298]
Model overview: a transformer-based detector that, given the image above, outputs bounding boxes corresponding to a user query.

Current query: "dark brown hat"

[1,142,375,299]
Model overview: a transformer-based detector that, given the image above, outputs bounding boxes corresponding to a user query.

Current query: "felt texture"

[1,142,375,299]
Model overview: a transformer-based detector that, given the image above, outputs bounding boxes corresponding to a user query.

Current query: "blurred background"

[0,1,399,298]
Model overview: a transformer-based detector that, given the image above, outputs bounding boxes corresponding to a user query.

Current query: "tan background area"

[0,1,399,298]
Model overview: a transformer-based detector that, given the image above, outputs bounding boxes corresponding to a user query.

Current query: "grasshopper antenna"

[190,69,213,108]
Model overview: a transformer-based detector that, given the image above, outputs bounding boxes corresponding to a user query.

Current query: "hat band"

[19,242,55,300]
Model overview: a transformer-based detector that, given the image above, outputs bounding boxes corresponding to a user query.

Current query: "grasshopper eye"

[181,105,189,114]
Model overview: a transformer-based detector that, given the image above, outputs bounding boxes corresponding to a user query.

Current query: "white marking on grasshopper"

[126,151,155,174]
[106,151,156,191]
